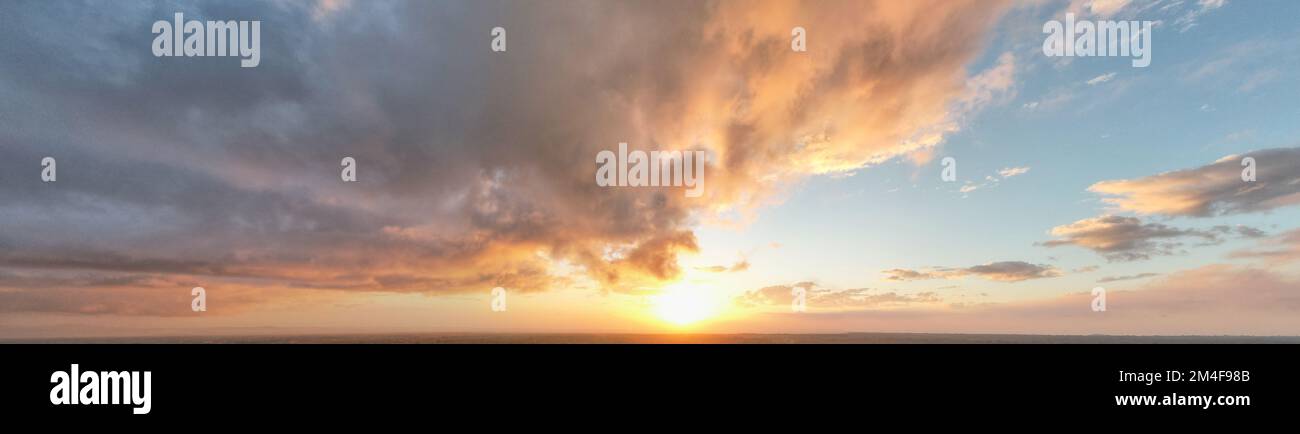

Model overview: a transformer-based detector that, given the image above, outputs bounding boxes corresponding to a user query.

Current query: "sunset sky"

[2,0,1300,338]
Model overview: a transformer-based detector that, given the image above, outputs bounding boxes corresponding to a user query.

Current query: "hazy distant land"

[6,333,1300,344]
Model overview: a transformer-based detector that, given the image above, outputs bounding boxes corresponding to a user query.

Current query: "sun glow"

[654,284,722,326]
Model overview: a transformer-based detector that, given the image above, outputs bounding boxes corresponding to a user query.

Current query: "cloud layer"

[883,261,1061,282]
[735,282,940,310]
[729,264,1300,335]
[0,0,1013,315]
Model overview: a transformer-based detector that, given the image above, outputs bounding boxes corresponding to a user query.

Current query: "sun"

[653,284,722,326]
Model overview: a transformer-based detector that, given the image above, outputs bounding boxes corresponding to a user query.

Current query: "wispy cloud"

[1097,272,1161,283]
[998,166,1031,178]
[956,166,1032,195]
[1174,0,1228,32]
[883,261,1061,282]
[735,282,941,309]
[1086,72,1117,86]
[1230,228,1300,264]
[758,265,1300,335]
[696,260,750,273]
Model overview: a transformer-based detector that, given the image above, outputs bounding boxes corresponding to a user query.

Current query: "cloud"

[881,268,943,281]
[1068,0,1134,19]
[735,282,940,309]
[0,0,1016,312]
[1096,272,1160,283]
[883,261,1061,282]
[696,259,750,273]
[1214,224,1268,239]
[1174,0,1228,32]
[998,166,1031,178]
[962,261,1062,281]
[1038,215,1260,261]
[957,52,1018,113]
[744,264,1300,335]
[0,268,308,316]
[1088,148,1300,217]
[955,166,1031,195]
[1230,228,1300,264]
[1020,87,1077,112]
[1086,72,1117,85]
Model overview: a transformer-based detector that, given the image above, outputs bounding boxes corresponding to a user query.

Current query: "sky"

[2,0,1299,338]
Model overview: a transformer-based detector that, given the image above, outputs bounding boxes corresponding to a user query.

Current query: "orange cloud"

[1088,148,1300,217]
[0,0,1016,316]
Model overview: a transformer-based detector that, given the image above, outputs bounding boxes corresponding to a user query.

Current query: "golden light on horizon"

[653,283,724,326]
